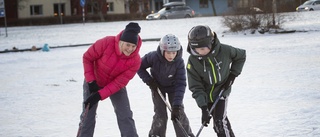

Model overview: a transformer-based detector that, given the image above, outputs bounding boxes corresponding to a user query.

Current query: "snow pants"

[149,89,194,137]
[78,81,139,137]
[209,96,235,137]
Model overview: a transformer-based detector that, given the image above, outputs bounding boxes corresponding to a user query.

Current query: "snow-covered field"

[0,11,320,137]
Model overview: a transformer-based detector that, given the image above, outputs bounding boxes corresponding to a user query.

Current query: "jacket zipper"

[214,57,222,82]
[208,58,217,102]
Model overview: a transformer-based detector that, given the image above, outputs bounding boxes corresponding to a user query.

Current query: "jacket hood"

[187,32,220,57]
[116,30,142,58]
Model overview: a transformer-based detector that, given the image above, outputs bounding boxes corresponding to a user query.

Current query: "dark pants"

[209,96,235,137]
[78,81,138,137]
[149,89,194,137]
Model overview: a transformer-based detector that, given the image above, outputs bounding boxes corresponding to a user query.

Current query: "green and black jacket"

[186,32,246,108]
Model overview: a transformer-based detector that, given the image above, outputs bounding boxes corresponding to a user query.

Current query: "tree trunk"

[98,11,105,22]
[272,0,277,26]
[210,0,217,16]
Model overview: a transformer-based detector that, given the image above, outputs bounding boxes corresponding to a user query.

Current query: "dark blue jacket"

[137,46,186,106]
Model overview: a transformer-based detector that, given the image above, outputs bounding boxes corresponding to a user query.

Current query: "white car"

[296,0,320,11]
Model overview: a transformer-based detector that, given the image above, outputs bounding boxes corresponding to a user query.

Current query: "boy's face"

[164,51,177,62]
[194,47,211,56]
[120,41,137,56]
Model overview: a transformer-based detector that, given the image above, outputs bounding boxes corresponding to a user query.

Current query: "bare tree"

[128,0,140,13]
[209,0,217,16]
[87,0,107,21]
[272,0,277,26]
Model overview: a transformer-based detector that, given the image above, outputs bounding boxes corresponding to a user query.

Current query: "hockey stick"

[76,103,90,137]
[195,89,225,137]
[156,88,189,137]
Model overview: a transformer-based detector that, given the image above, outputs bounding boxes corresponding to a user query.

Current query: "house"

[71,0,126,16]
[147,0,242,16]
[0,0,307,24]
[1,0,129,20]
[17,0,72,18]
[188,0,236,16]
[147,0,307,16]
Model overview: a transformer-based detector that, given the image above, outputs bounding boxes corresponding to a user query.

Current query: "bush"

[222,10,287,34]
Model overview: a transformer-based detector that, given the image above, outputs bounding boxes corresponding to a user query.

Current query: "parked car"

[146,2,195,20]
[296,0,320,11]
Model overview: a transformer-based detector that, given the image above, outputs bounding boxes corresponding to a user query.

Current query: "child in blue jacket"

[137,34,194,137]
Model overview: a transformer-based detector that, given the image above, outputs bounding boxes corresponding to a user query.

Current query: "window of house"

[200,0,208,8]
[53,3,65,16]
[30,5,43,15]
[107,2,114,11]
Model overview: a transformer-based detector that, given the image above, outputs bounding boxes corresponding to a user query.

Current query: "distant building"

[71,0,126,16]
[147,0,241,15]
[1,0,128,20]
[17,0,72,18]
[0,0,307,21]
[147,0,307,16]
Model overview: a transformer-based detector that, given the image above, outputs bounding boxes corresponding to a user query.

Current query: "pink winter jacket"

[83,31,142,100]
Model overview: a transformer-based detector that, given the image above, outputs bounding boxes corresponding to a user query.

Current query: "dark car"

[146,2,195,20]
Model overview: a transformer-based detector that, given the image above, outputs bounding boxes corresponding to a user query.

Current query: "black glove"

[84,92,101,109]
[146,79,159,91]
[201,106,211,127]
[221,74,236,91]
[171,105,181,121]
[88,80,100,94]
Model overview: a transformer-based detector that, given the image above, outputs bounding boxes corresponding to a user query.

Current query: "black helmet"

[188,25,214,49]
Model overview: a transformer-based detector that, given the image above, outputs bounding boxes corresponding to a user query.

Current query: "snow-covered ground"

[0,11,320,137]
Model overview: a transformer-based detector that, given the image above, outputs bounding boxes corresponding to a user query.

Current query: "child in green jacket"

[186,25,246,137]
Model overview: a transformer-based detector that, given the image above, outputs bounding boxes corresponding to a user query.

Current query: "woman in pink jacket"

[77,22,141,137]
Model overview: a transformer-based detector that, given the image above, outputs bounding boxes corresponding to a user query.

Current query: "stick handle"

[195,89,225,137]
[156,89,189,137]
[195,125,205,137]
[208,89,225,114]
